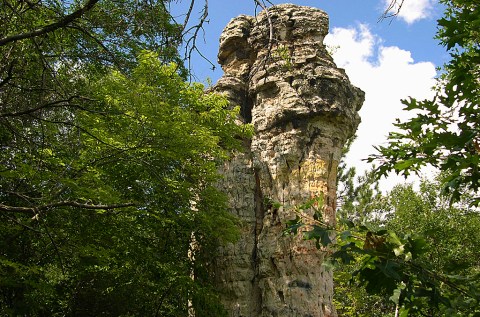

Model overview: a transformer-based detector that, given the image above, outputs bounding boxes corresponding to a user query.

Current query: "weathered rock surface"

[214,4,364,317]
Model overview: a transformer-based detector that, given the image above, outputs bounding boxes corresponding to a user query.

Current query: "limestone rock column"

[214,5,364,317]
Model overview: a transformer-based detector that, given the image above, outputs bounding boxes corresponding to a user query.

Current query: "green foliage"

[289,205,480,315]
[0,51,245,315]
[368,0,480,206]
[273,45,293,70]
[0,1,248,315]
[283,195,333,249]
[337,137,388,225]
[287,174,480,316]
[385,181,480,316]
[334,268,395,317]
[287,163,480,316]
[343,0,480,313]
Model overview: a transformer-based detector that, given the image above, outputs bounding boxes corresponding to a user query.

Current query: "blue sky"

[175,0,446,189]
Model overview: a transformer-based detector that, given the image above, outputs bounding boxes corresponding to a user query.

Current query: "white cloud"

[383,0,435,24]
[325,25,437,190]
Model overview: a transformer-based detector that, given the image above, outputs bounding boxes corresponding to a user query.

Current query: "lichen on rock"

[214,4,364,317]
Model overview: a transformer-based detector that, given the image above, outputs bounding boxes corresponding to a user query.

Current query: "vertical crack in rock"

[251,169,264,316]
[214,4,364,317]
[242,90,254,124]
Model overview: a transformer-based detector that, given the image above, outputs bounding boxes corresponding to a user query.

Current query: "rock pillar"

[214,4,364,317]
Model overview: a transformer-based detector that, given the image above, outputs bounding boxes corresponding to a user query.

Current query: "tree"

[384,181,480,316]
[369,0,480,206]
[387,180,480,278]
[0,1,251,315]
[287,134,480,316]
[0,49,248,316]
[334,145,395,317]
[337,138,387,225]
[288,174,480,316]
[333,1,480,314]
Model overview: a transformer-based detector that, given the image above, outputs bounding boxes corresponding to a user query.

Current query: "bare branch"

[379,0,405,22]
[159,0,215,78]
[254,0,273,47]
[249,0,276,81]
[181,0,196,34]
[0,0,99,46]
[183,0,216,73]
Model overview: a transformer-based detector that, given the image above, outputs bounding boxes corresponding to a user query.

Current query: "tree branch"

[66,24,123,70]
[0,60,15,88]
[0,201,135,215]
[254,0,273,48]
[0,95,94,118]
[33,118,122,149]
[379,0,405,22]
[183,0,216,73]
[40,219,66,275]
[249,0,275,81]
[0,0,99,47]
[181,0,196,34]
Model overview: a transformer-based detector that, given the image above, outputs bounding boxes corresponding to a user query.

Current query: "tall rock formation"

[214,4,364,317]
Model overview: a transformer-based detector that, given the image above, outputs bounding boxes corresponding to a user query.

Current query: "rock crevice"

[215,4,364,317]
[252,168,265,316]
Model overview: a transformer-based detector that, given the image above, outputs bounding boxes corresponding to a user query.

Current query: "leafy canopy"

[0,0,250,315]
